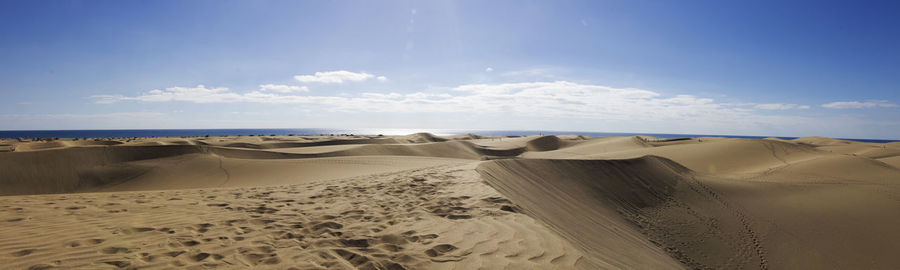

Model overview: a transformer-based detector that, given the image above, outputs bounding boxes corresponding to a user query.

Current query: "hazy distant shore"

[1,128,896,143]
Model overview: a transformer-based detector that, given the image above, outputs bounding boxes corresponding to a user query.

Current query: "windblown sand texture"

[1,133,899,269]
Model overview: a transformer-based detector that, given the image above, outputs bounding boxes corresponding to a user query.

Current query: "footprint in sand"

[101,260,131,268]
[11,249,37,257]
[194,223,214,232]
[425,244,458,257]
[27,264,55,270]
[190,252,212,262]
[122,227,155,234]
[340,238,371,248]
[379,234,409,245]
[101,247,132,254]
[405,233,439,244]
[238,246,279,265]
[180,239,202,247]
[311,221,343,231]
[164,251,186,257]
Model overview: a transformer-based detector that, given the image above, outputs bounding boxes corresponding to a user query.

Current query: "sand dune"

[1,133,899,269]
[0,146,471,196]
[0,145,203,195]
[315,140,518,160]
[264,144,366,154]
[477,157,686,269]
[462,135,588,154]
[213,140,525,160]
[879,155,900,167]
[817,143,900,159]
[443,133,483,140]
[0,162,589,269]
[520,136,649,159]
[522,135,559,151]
[0,136,528,196]
[395,133,448,143]
[528,137,827,176]
[10,140,124,152]
[757,154,900,184]
[97,155,468,192]
[791,136,857,146]
[478,155,900,269]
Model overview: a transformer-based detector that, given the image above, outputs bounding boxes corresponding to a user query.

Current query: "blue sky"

[1,0,898,139]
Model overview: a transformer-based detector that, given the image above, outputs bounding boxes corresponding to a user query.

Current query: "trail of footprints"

[0,164,534,269]
[626,175,769,270]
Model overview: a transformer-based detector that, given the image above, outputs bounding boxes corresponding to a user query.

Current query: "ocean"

[0,128,895,143]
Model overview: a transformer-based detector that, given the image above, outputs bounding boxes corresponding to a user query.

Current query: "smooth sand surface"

[1,133,899,269]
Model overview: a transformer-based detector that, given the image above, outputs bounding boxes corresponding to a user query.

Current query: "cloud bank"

[822,100,898,109]
[259,84,308,93]
[754,103,810,110]
[293,70,383,83]
[85,75,900,139]
[91,81,814,125]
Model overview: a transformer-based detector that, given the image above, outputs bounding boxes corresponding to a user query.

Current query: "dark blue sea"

[0,128,895,143]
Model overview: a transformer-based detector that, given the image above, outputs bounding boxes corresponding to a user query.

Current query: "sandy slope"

[1,133,899,269]
[477,157,686,269]
[477,157,900,269]
[880,155,900,167]
[485,135,900,269]
[0,164,589,269]
[0,139,514,196]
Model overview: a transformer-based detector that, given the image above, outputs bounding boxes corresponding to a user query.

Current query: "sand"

[1,133,899,269]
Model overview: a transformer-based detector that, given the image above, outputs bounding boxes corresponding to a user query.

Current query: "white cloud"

[91,81,733,122]
[580,19,588,26]
[377,76,388,82]
[88,81,900,138]
[822,100,898,109]
[485,67,494,72]
[754,103,809,110]
[92,85,242,104]
[259,84,308,93]
[293,70,380,83]
[499,68,560,80]
[93,85,351,105]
